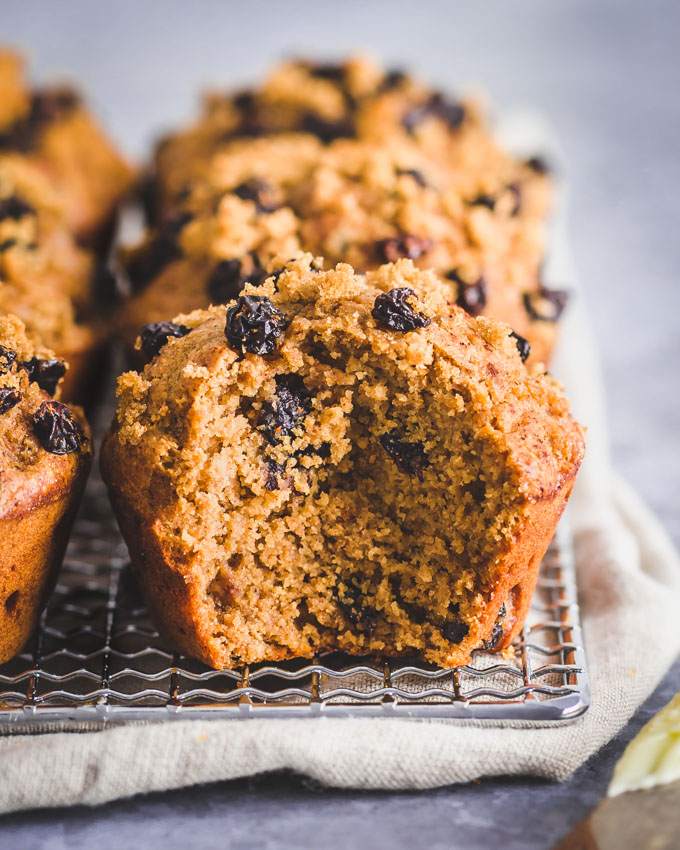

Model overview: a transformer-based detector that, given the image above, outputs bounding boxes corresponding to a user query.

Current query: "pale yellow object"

[608,692,680,796]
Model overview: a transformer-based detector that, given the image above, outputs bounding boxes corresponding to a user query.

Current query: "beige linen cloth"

[0,114,679,812]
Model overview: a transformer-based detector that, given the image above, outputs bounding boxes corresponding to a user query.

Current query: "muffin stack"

[122,56,564,365]
[0,51,585,671]
[0,49,134,402]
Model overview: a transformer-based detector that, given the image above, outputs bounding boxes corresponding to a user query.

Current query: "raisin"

[376,234,432,263]
[126,210,193,291]
[480,603,507,651]
[265,459,285,491]
[402,93,465,134]
[0,239,17,252]
[336,578,377,636]
[207,259,246,304]
[380,429,429,477]
[233,90,256,111]
[379,69,408,92]
[395,168,427,188]
[468,193,496,211]
[32,400,82,454]
[0,387,20,414]
[225,295,287,355]
[21,358,66,396]
[447,269,487,316]
[257,374,311,445]
[139,321,191,359]
[0,196,35,221]
[299,112,355,144]
[442,621,469,643]
[207,254,268,304]
[0,345,17,374]
[0,89,79,152]
[372,287,431,333]
[233,179,278,214]
[509,331,531,363]
[523,287,569,322]
[525,155,550,175]
[464,479,486,502]
[304,61,347,83]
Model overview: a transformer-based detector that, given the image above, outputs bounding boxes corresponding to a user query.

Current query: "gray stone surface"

[1,1,678,847]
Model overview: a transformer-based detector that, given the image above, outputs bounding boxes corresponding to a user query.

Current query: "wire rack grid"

[0,461,589,726]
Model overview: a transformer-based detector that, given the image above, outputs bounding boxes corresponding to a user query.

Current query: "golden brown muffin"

[0,154,106,402]
[102,255,584,670]
[0,313,92,664]
[0,48,134,249]
[127,56,562,364]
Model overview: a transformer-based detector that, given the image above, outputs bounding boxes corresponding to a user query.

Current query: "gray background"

[1,0,679,847]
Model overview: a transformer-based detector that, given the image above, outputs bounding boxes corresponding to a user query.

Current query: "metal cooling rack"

[0,425,589,726]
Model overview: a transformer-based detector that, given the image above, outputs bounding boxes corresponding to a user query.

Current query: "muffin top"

[0,313,91,517]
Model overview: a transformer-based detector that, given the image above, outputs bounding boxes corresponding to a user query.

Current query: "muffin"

[102,255,584,670]
[0,313,92,664]
[0,48,134,249]
[127,56,562,364]
[0,154,106,401]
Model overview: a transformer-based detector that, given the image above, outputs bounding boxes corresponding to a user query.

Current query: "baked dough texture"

[0,314,92,664]
[124,56,562,365]
[102,256,584,669]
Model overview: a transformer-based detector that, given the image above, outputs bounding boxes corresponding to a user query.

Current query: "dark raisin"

[336,578,377,636]
[0,89,79,152]
[446,270,487,316]
[21,358,66,396]
[525,155,550,175]
[126,210,193,291]
[265,459,285,491]
[257,374,311,445]
[523,287,569,322]
[468,193,496,211]
[233,179,278,214]
[225,295,287,355]
[376,234,433,264]
[304,61,347,83]
[402,93,465,134]
[209,252,269,302]
[32,400,82,454]
[507,182,521,216]
[0,387,20,414]
[299,112,355,144]
[380,429,429,478]
[372,287,431,333]
[442,621,469,643]
[379,69,408,92]
[0,345,17,374]
[0,238,17,252]
[207,259,246,304]
[395,168,427,188]
[139,321,191,359]
[509,331,531,363]
[0,196,35,221]
[233,90,256,111]
[480,603,507,651]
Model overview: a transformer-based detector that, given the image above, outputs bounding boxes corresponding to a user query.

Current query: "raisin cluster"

[372,288,431,333]
[32,400,83,455]
[139,321,191,359]
[225,295,287,355]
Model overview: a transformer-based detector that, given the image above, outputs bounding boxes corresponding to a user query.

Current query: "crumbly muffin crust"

[125,56,561,364]
[103,256,584,669]
[0,49,134,247]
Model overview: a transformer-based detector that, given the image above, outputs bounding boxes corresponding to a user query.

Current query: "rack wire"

[0,446,589,726]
